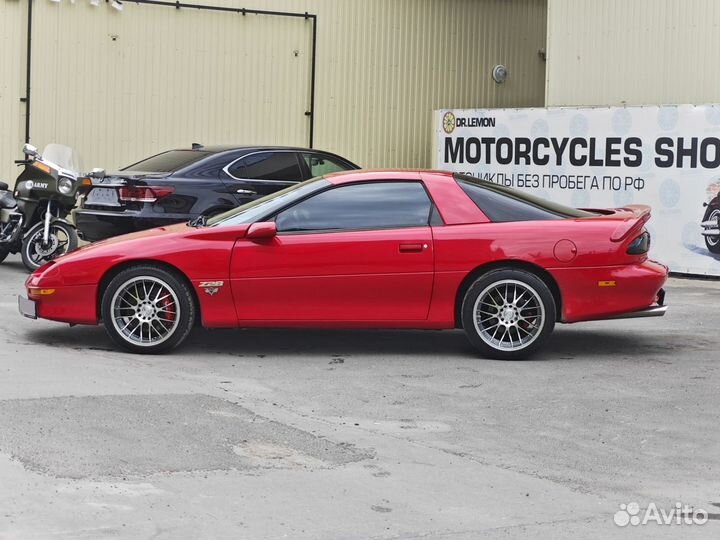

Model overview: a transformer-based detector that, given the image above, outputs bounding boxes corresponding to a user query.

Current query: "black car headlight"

[58,177,74,195]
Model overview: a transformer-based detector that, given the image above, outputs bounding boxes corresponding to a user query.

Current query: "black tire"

[702,205,720,254]
[21,220,78,272]
[101,265,195,354]
[0,246,8,264]
[461,269,556,360]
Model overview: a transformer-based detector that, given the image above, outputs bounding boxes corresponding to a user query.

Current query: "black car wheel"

[462,269,556,360]
[703,206,720,254]
[101,265,196,354]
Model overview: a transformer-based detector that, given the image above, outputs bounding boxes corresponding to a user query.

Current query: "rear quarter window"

[455,174,596,222]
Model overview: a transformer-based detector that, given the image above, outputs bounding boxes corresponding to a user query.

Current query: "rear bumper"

[74,208,187,241]
[551,259,669,323]
[596,288,667,320]
[603,304,667,320]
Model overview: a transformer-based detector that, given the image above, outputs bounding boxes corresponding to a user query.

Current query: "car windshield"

[121,150,210,173]
[207,177,331,227]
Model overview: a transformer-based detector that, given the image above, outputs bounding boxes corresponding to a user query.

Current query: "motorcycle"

[0,143,95,271]
[701,194,720,254]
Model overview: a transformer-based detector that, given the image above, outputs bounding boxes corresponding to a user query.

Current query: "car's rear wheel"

[101,265,195,354]
[462,269,556,360]
[703,206,720,254]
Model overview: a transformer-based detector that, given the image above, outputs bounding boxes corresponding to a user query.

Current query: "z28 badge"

[199,281,224,296]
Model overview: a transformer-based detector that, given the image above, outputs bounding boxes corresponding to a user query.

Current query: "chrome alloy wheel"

[110,276,180,347]
[472,279,546,352]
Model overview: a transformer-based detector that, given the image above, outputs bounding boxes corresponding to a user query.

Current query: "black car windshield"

[207,178,331,227]
[122,150,211,173]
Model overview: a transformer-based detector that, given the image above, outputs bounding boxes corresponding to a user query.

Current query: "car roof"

[324,169,454,184]
[174,145,345,155]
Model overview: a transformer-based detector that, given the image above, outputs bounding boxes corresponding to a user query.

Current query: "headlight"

[58,177,74,195]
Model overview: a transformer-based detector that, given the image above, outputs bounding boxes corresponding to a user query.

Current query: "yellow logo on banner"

[443,111,456,134]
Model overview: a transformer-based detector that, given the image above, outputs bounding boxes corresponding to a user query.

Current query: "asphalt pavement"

[0,252,718,539]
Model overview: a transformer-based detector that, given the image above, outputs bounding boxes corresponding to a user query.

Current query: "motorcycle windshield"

[41,143,82,173]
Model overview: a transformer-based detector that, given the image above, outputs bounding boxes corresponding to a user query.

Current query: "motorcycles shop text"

[444,136,720,169]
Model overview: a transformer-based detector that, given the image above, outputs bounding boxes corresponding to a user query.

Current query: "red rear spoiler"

[610,205,651,242]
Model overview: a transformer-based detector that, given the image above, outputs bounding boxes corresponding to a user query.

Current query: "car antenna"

[191,142,204,150]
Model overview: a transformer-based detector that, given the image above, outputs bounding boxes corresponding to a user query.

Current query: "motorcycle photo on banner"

[434,104,720,276]
[0,143,94,271]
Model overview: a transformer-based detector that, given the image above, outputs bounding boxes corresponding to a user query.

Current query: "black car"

[74,145,359,241]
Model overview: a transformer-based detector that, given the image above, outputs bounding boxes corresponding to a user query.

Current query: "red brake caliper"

[161,296,176,324]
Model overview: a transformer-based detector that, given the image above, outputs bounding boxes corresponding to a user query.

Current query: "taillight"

[627,230,651,255]
[118,186,174,203]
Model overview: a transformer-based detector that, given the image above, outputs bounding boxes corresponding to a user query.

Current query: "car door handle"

[399,243,427,253]
[236,188,256,196]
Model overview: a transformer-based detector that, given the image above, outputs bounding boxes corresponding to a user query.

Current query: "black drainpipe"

[23,0,318,148]
[22,0,33,144]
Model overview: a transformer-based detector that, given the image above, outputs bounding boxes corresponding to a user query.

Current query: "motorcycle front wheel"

[21,221,78,272]
[0,245,8,265]
[703,205,720,254]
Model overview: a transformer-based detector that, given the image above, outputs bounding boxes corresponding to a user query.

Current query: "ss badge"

[199,281,224,296]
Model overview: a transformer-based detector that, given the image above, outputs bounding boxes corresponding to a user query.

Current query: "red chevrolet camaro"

[18,170,668,359]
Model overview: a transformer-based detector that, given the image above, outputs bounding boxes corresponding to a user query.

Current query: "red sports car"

[18,170,668,359]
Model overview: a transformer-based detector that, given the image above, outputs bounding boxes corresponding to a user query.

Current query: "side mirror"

[88,168,106,179]
[22,143,39,157]
[246,221,277,240]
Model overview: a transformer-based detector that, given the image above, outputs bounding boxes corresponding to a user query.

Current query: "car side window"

[302,153,354,177]
[275,182,432,233]
[228,152,303,181]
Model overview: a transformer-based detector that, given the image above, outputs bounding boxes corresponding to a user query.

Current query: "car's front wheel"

[462,269,556,360]
[101,265,195,354]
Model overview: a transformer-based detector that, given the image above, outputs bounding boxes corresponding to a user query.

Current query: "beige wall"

[546,0,720,107]
[0,0,547,184]
[0,0,27,185]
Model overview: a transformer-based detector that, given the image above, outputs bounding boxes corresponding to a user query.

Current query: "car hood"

[50,222,193,266]
[51,221,251,267]
[93,222,190,247]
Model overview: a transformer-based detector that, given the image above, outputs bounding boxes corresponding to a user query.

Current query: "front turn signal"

[31,161,51,175]
[28,288,56,296]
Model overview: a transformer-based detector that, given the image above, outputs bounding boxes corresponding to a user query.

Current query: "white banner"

[433,105,720,276]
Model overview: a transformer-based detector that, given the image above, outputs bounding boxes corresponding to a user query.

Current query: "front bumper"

[18,296,37,319]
